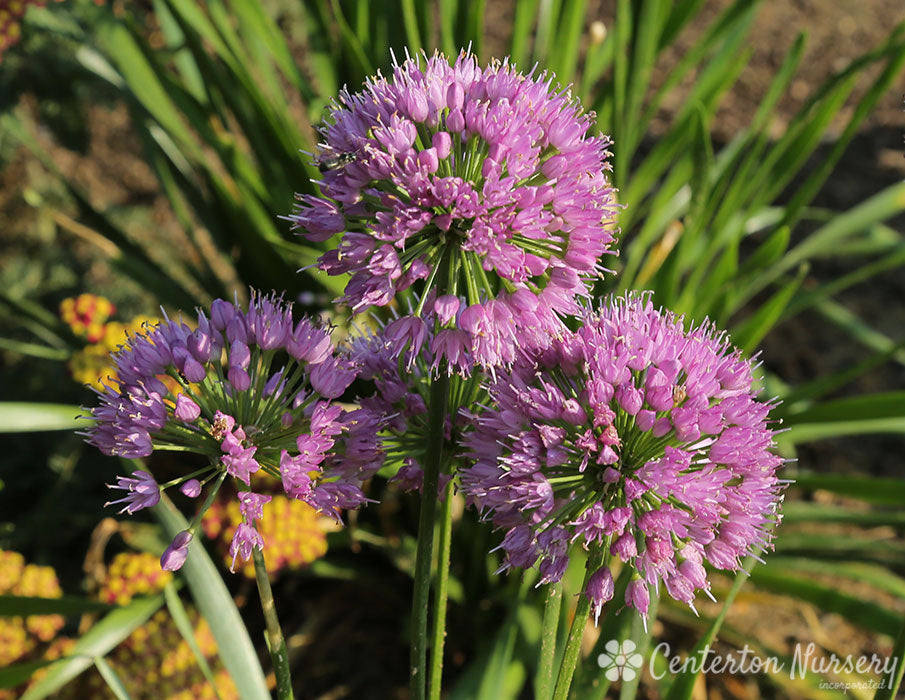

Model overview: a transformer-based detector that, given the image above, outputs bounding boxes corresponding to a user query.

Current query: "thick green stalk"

[410,245,454,700]
[536,580,564,700]
[552,550,606,700]
[410,371,451,700]
[252,547,294,700]
[428,480,455,700]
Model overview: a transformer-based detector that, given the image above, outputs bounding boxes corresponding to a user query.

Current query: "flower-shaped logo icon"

[597,639,644,681]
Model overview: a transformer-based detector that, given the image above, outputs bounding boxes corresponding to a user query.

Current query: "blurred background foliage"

[1,0,904,698]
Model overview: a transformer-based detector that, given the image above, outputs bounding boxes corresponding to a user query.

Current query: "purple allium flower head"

[289,50,618,370]
[85,291,384,571]
[459,293,784,617]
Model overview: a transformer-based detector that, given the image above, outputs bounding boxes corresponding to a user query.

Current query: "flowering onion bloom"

[290,50,618,368]
[85,292,382,571]
[459,294,784,621]
[349,313,481,493]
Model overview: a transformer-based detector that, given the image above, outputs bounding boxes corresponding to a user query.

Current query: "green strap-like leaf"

[0,659,57,690]
[793,473,905,506]
[20,594,164,700]
[163,582,223,699]
[0,403,84,433]
[93,656,134,700]
[0,595,112,617]
[748,567,903,637]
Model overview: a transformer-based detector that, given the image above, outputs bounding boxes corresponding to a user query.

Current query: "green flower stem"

[552,549,606,700]
[536,580,564,700]
[410,369,451,700]
[428,479,455,700]
[185,469,228,534]
[411,245,454,700]
[252,546,294,700]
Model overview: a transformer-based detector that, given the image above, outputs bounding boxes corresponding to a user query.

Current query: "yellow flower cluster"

[0,0,63,61]
[59,294,160,389]
[59,293,116,343]
[4,552,237,699]
[203,493,329,578]
[53,609,238,700]
[98,552,172,606]
[0,550,64,667]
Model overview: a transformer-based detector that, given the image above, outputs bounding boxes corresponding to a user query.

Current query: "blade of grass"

[621,0,666,166]
[747,567,903,636]
[0,286,70,340]
[477,579,529,700]
[438,0,459,56]
[730,264,806,353]
[0,659,57,690]
[779,340,905,407]
[658,0,708,49]
[782,244,905,322]
[578,21,615,101]
[0,338,70,361]
[813,297,905,367]
[228,0,309,95]
[780,503,905,530]
[793,473,905,506]
[773,532,905,568]
[547,0,588,87]
[779,391,905,443]
[0,403,82,433]
[775,29,905,232]
[93,656,133,700]
[328,0,375,78]
[20,594,164,700]
[737,181,905,307]
[531,0,560,65]
[621,41,751,229]
[509,0,540,68]
[163,582,223,699]
[610,0,631,186]
[765,557,905,599]
[784,391,905,426]
[0,596,112,617]
[152,0,206,101]
[466,0,487,60]
[400,0,423,52]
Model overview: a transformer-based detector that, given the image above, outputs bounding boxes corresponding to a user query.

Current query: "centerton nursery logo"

[597,640,644,681]
[597,641,898,689]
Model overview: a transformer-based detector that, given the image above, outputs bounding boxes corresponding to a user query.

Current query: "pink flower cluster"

[459,295,784,618]
[291,50,618,368]
[87,292,383,571]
